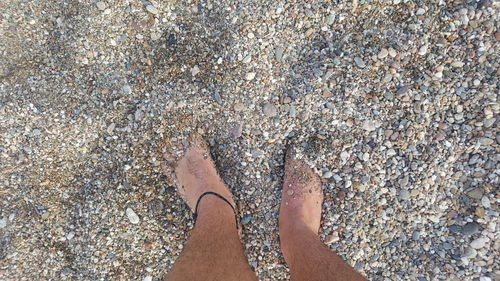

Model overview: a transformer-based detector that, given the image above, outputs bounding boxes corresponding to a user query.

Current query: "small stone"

[233,102,245,112]
[231,123,243,138]
[418,44,428,55]
[241,214,252,225]
[126,208,140,224]
[449,225,461,233]
[245,72,256,81]
[412,230,421,241]
[481,196,491,208]
[386,149,397,157]
[362,120,377,131]
[275,47,284,62]
[340,151,349,161]
[191,65,200,76]
[467,188,484,200]
[96,1,107,10]
[398,189,410,200]
[462,222,480,236]
[287,189,294,196]
[483,118,495,128]
[479,277,492,281]
[242,55,252,64]
[146,5,158,15]
[325,232,339,244]
[147,199,164,214]
[451,61,465,67]
[322,171,333,179]
[305,28,314,37]
[143,276,152,281]
[0,218,6,228]
[289,106,297,117]
[479,137,494,146]
[107,123,116,134]
[388,48,397,57]
[378,48,389,59]
[354,57,366,68]
[470,237,488,249]
[416,8,425,15]
[462,247,477,258]
[263,103,277,117]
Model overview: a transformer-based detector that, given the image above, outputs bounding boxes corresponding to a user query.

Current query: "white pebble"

[143,276,153,281]
[126,208,140,224]
[470,237,488,249]
[245,72,256,81]
[146,5,158,15]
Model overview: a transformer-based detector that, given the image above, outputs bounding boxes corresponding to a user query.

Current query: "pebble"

[451,61,465,68]
[398,189,410,200]
[354,57,366,68]
[461,222,480,236]
[96,1,107,11]
[467,188,484,200]
[325,232,339,244]
[362,120,377,131]
[275,47,284,62]
[418,44,428,56]
[479,277,492,281]
[143,276,152,281]
[462,247,477,258]
[146,5,159,15]
[263,103,277,117]
[322,171,333,179]
[233,102,245,112]
[470,237,488,249]
[0,218,6,228]
[241,213,252,225]
[231,123,243,138]
[126,208,140,224]
[242,55,252,64]
[191,66,200,77]
[245,72,256,81]
[479,137,494,146]
[483,118,495,127]
[378,48,389,59]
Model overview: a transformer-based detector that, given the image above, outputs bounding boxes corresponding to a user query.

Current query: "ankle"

[280,220,319,257]
[193,195,237,232]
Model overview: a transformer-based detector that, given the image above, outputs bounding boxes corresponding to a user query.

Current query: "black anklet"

[193,191,239,229]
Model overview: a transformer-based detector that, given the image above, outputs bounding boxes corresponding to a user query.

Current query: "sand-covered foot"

[279,146,324,259]
[162,135,235,212]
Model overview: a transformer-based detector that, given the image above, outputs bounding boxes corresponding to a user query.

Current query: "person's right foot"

[279,147,324,261]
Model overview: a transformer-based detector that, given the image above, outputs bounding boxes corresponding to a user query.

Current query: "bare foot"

[162,135,235,213]
[279,147,324,261]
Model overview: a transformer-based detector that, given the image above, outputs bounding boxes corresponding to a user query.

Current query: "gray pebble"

[354,57,366,68]
[241,213,252,225]
[263,103,277,117]
[461,222,480,236]
[398,189,410,200]
[275,47,284,62]
[146,5,158,14]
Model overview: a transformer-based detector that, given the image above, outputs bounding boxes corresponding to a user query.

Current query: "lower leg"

[280,222,366,281]
[164,196,256,281]
[279,148,366,281]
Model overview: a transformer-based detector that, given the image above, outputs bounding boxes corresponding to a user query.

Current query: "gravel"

[0,0,498,280]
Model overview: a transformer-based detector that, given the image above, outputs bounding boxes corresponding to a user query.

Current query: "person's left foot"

[162,135,235,212]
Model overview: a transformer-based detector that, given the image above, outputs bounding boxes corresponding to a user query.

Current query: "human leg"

[279,150,367,281]
[163,138,256,281]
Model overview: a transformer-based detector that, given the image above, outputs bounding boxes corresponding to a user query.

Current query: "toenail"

[287,189,294,196]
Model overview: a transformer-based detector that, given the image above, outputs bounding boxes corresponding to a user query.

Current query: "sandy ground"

[0,0,499,280]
